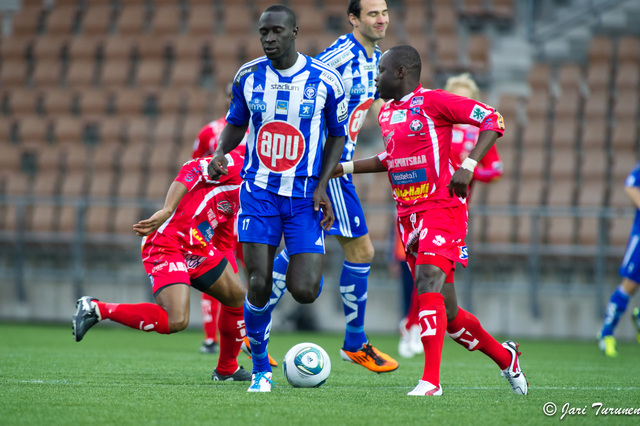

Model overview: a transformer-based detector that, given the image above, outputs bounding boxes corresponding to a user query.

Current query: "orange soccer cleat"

[340,342,399,373]
[241,336,278,367]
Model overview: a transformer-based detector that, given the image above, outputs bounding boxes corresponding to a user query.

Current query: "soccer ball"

[282,342,331,388]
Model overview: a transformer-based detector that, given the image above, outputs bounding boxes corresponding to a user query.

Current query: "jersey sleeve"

[430,89,505,137]
[226,66,253,126]
[377,151,390,170]
[319,69,348,137]
[474,144,503,182]
[191,125,213,159]
[175,159,205,191]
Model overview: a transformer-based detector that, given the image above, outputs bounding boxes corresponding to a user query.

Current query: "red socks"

[201,293,221,343]
[447,308,511,370]
[418,292,446,385]
[95,301,170,334]
[215,305,245,376]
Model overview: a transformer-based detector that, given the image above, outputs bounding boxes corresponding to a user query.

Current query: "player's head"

[259,5,298,65]
[375,45,421,100]
[444,73,480,100]
[348,0,388,44]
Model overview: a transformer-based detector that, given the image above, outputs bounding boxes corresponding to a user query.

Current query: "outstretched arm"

[133,181,188,236]
[314,134,346,231]
[208,122,249,179]
[332,155,387,178]
[448,130,500,198]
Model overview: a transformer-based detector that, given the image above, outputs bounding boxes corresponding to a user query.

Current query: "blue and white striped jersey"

[620,161,640,279]
[227,53,348,198]
[316,33,382,162]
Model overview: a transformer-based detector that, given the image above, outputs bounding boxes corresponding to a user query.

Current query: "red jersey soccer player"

[399,73,504,358]
[334,46,527,396]
[72,150,252,382]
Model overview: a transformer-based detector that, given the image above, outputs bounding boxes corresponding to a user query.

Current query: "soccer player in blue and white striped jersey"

[267,0,399,374]
[208,5,347,392]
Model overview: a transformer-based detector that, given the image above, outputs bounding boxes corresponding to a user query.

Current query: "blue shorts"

[326,176,369,238]
[620,232,640,282]
[238,181,325,255]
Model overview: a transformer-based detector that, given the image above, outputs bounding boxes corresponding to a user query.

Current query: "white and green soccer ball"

[283,342,331,388]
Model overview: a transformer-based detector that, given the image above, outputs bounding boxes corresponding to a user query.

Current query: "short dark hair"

[348,0,362,18]
[263,4,297,27]
[388,45,422,78]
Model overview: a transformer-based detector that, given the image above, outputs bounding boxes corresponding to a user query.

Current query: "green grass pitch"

[2,322,640,425]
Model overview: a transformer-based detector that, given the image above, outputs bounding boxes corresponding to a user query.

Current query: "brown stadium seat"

[556,64,584,96]
[90,140,121,173]
[32,36,68,62]
[115,168,146,199]
[60,167,90,198]
[169,60,202,88]
[97,117,126,144]
[52,116,85,145]
[168,35,208,63]
[609,216,635,247]
[611,153,638,191]
[114,5,147,36]
[546,216,577,245]
[580,116,608,150]
[467,34,490,74]
[100,61,132,88]
[460,0,487,20]
[548,145,577,183]
[147,138,176,176]
[616,36,640,65]
[136,35,169,61]
[17,115,51,144]
[65,59,97,87]
[60,140,91,172]
[582,91,609,122]
[67,36,102,63]
[157,87,187,116]
[585,62,612,94]
[185,5,215,36]
[587,36,613,65]
[434,34,462,72]
[44,6,78,36]
[80,6,113,36]
[31,59,64,87]
[553,88,580,120]
[549,116,578,149]
[4,88,41,116]
[0,59,29,87]
[528,62,552,93]
[85,205,113,234]
[150,5,182,36]
[433,5,458,37]
[10,5,43,37]
[221,5,252,35]
[77,88,112,118]
[614,62,639,92]
[610,119,636,152]
[112,205,143,235]
[145,169,175,200]
[123,117,152,145]
[525,91,550,121]
[134,59,167,88]
[119,138,150,172]
[181,116,209,149]
[295,7,326,36]
[103,35,137,63]
[612,91,638,122]
[41,89,76,117]
[87,167,117,199]
[153,115,182,145]
[489,0,515,21]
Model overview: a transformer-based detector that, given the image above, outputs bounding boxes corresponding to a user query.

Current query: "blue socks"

[267,249,290,315]
[601,285,630,337]
[244,296,272,373]
[340,261,370,351]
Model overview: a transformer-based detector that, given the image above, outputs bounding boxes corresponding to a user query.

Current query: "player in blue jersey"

[599,160,640,357]
[208,4,347,392]
[264,0,398,373]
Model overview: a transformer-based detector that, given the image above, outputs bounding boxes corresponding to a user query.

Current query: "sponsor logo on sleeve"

[320,71,344,97]
[234,65,257,86]
[337,99,348,122]
[469,104,491,123]
[327,50,354,68]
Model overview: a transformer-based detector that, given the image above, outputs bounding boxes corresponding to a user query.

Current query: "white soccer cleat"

[247,371,274,392]
[407,380,442,396]
[501,340,528,395]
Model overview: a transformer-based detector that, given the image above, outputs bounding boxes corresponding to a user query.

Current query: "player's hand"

[447,168,473,198]
[208,153,228,180]
[313,188,334,231]
[133,209,172,236]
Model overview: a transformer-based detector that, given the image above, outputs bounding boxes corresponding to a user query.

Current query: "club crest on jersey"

[299,101,315,119]
[249,98,267,112]
[390,110,407,124]
[217,200,233,216]
[410,96,424,107]
[276,100,288,115]
[350,83,366,95]
[304,84,317,99]
[469,104,491,123]
[257,121,306,172]
[409,119,423,132]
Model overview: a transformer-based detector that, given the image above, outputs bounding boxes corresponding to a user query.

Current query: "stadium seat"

[222,5,253,35]
[546,216,577,245]
[153,115,182,145]
[31,59,64,87]
[136,35,169,61]
[610,119,636,152]
[115,168,146,199]
[434,33,462,72]
[432,5,458,37]
[185,5,215,36]
[10,5,44,37]
[87,167,117,199]
[119,139,150,172]
[616,36,640,65]
[145,169,175,200]
[489,0,515,22]
[43,6,78,36]
[4,88,41,116]
[60,167,90,198]
[0,60,29,91]
[157,87,187,117]
[587,35,613,65]
[85,205,113,234]
[100,61,132,88]
[609,216,635,247]
[112,205,143,235]
[52,116,86,145]
[525,91,550,121]
[17,115,51,144]
[97,117,126,144]
[580,116,608,150]
[612,91,638,122]
[527,63,552,93]
[32,35,68,62]
[149,5,182,36]
[147,139,176,177]
[41,89,76,117]
[467,34,490,74]
[65,59,98,87]
[77,88,112,118]
[123,117,152,145]
[79,5,113,36]
[102,35,136,63]
[169,60,202,88]
[614,62,639,92]
[556,64,584,97]
[550,116,578,149]
[582,91,609,122]
[585,62,612,94]
[114,5,148,36]
[134,59,167,88]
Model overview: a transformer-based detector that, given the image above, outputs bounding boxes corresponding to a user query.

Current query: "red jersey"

[191,117,248,159]
[450,123,503,183]
[142,150,244,257]
[377,86,505,216]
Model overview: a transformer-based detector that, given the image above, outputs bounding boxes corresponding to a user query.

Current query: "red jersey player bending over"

[334,45,528,396]
[72,150,251,382]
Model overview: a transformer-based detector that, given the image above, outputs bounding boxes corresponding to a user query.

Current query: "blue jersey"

[227,53,348,198]
[316,33,382,162]
[620,161,640,280]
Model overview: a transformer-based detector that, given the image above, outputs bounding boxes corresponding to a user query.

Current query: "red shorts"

[398,204,468,278]
[141,239,226,295]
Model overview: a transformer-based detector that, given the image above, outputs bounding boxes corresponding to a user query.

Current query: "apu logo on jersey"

[304,84,317,99]
[409,119,423,132]
[350,83,366,96]
[348,99,373,141]
[249,98,267,112]
[257,121,305,172]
